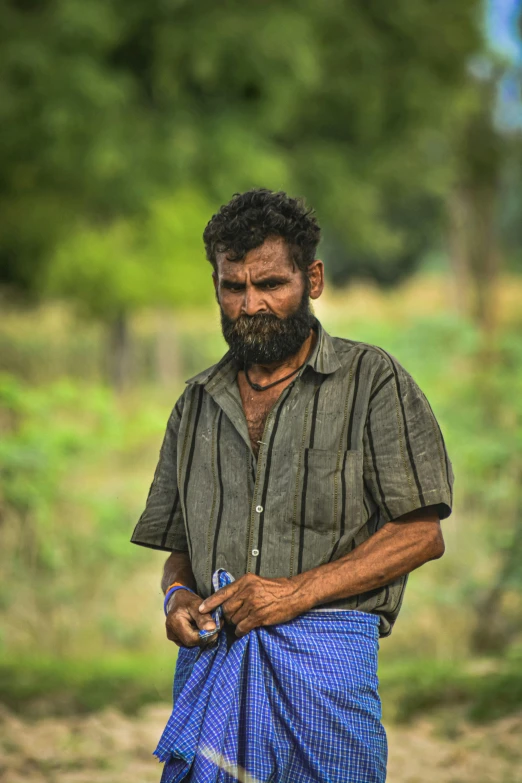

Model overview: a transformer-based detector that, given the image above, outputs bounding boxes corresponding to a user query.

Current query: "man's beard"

[220,290,314,366]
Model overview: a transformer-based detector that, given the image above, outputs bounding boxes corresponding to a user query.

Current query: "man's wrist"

[165,586,198,615]
[291,564,341,610]
[290,571,324,613]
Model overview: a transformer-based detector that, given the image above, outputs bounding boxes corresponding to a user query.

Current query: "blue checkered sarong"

[154,570,387,783]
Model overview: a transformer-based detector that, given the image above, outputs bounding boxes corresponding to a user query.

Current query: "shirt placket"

[245,382,296,575]
[204,363,307,576]
[245,420,269,573]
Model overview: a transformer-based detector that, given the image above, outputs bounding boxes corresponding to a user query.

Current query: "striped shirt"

[131,319,454,636]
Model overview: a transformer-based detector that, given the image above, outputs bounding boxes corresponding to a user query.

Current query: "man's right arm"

[161,550,197,594]
[130,391,216,648]
[162,550,217,647]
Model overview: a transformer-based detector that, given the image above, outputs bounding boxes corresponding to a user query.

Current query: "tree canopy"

[0,0,482,309]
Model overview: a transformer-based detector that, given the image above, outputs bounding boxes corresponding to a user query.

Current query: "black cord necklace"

[244,360,307,392]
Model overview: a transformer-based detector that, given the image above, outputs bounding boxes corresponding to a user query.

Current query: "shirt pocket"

[290,448,363,569]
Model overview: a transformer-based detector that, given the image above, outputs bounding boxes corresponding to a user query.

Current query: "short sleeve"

[363,352,454,524]
[130,394,188,552]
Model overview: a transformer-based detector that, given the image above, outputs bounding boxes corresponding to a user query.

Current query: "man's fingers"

[166,609,204,647]
[166,618,199,647]
[235,619,253,638]
[222,597,246,624]
[227,601,249,626]
[188,604,217,633]
[199,583,237,613]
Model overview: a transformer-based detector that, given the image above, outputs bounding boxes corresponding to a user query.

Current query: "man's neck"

[245,329,317,387]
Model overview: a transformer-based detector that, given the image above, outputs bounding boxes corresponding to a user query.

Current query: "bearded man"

[131,188,454,783]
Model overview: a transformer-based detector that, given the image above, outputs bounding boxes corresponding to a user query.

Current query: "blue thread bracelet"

[164,585,196,616]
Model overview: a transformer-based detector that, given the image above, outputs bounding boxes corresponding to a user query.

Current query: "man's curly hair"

[203,188,321,273]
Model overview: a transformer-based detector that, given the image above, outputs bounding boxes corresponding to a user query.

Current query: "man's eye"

[262,282,279,290]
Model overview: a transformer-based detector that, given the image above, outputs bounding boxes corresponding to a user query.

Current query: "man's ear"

[308,259,324,300]
[212,272,220,303]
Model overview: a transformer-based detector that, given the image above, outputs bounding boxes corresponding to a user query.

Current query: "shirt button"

[255,505,263,513]
[252,549,259,556]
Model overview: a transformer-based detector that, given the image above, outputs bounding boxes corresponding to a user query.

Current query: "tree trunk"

[448,183,500,337]
[107,312,132,390]
[471,463,522,655]
[468,185,500,337]
[448,187,472,317]
[447,77,503,357]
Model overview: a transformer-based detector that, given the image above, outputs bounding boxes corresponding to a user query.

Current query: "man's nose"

[240,287,267,316]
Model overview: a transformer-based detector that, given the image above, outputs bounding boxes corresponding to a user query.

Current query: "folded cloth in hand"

[154,568,387,783]
[197,568,235,643]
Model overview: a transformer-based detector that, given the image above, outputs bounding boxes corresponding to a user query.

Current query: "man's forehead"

[216,236,296,276]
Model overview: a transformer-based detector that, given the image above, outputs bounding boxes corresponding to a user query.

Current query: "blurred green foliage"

[0,0,482,304]
[0,654,177,716]
[0,371,168,654]
[379,655,522,724]
[46,189,215,320]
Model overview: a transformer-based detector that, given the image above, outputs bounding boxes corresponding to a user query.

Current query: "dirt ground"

[1,703,521,783]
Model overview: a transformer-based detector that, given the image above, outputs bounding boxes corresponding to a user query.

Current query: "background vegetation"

[1,0,522,760]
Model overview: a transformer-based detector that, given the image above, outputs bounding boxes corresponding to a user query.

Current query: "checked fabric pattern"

[197,569,235,642]
[155,569,387,783]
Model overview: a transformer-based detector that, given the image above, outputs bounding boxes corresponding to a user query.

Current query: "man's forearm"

[295,508,445,610]
[161,550,197,594]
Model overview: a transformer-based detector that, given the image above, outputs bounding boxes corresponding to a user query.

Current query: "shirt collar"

[185,317,341,387]
[306,318,342,375]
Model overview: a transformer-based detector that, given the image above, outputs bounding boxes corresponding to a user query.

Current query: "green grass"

[379,658,522,723]
[2,653,522,724]
[0,653,177,716]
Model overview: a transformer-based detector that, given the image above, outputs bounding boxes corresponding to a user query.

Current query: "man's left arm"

[296,503,444,606]
[198,504,444,636]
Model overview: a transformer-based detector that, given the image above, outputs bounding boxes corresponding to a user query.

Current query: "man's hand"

[165,589,218,647]
[198,573,311,638]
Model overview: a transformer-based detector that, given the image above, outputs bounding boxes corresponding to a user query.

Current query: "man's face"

[213,236,324,365]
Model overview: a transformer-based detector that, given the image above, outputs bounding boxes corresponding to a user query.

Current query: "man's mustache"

[226,313,287,329]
